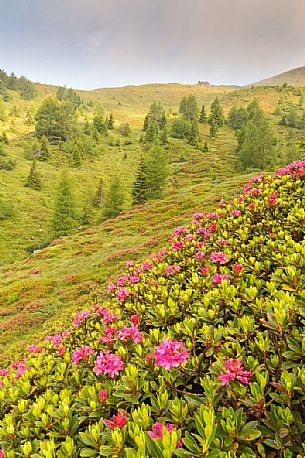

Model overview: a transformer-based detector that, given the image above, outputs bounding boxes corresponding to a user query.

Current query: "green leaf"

[80,449,98,457]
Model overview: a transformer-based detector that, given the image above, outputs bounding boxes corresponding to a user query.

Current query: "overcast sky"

[1,0,305,89]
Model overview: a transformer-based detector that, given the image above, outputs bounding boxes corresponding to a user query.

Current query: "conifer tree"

[40,136,50,160]
[26,159,42,190]
[146,144,167,199]
[187,120,200,146]
[132,158,149,205]
[198,104,207,123]
[209,119,218,137]
[179,95,198,121]
[107,113,115,130]
[209,97,225,130]
[92,178,104,207]
[103,178,124,219]
[93,106,107,135]
[202,141,209,152]
[160,125,168,145]
[50,171,77,237]
[145,121,159,143]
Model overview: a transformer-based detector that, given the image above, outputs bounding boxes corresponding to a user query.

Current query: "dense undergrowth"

[2,161,305,456]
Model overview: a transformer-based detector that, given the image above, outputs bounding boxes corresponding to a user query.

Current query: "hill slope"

[1,161,305,456]
[253,65,305,87]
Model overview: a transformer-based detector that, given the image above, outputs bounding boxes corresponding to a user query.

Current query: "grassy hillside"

[1,161,305,456]
[0,78,304,353]
[253,65,305,87]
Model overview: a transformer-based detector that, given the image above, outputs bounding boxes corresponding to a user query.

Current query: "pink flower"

[45,334,63,346]
[126,260,134,267]
[218,239,228,245]
[97,308,119,324]
[219,359,251,386]
[0,450,4,458]
[238,196,245,203]
[200,266,211,276]
[230,209,240,216]
[99,326,117,344]
[99,389,108,402]
[268,198,277,205]
[129,274,140,284]
[249,202,255,210]
[118,325,143,343]
[250,188,261,195]
[130,315,140,325]
[195,251,205,260]
[58,346,66,356]
[72,346,95,365]
[73,309,93,327]
[148,423,183,448]
[210,251,228,264]
[0,369,10,377]
[249,174,264,182]
[107,283,117,293]
[142,262,153,271]
[165,265,181,275]
[233,264,243,273]
[27,344,42,353]
[94,351,124,377]
[154,338,189,370]
[116,288,129,302]
[244,184,252,194]
[172,241,185,251]
[212,273,229,284]
[104,411,126,429]
[196,241,205,248]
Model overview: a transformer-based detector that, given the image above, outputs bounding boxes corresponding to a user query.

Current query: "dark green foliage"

[202,141,209,152]
[171,118,189,139]
[160,125,168,145]
[39,136,51,160]
[208,97,225,135]
[106,113,115,130]
[119,122,131,137]
[23,139,42,160]
[237,103,276,170]
[143,101,167,132]
[187,120,200,146]
[145,143,167,199]
[50,171,77,237]
[0,158,16,170]
[179,95,198,121]
[227,104,249,130]
[25,159,42,190]
[103,178,125,219]
[80,203,93,226]
[62,135,98,167]
[56,86,81,107]
[0,69,36,99]
[35,96,77,144]
[93,106,107,135]
[0,132,8,144]
[132,158,150,205]
[144,121,159,144]
[92,178,104,207]
[198,104,207,123]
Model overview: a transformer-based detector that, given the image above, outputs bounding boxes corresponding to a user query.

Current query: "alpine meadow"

[1,1,305,455]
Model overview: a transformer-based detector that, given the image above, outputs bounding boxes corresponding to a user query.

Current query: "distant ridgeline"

[0,69,36,100]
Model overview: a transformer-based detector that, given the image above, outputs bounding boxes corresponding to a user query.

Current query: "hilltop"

[253,65,305,87]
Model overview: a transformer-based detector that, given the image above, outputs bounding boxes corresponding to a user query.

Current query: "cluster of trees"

[0,69,36,100]
[142,102,168,145]
[50,172,125,238]
[274,93,305,129]
[56,86,82,107]
[228,100,276,171]
[0,132,16,171]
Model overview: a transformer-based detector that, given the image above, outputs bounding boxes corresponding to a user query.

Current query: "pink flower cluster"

[99,326,117,344]
[99,389,108,402]
[210,251,228,264]
[96,307,119,324]
[249,174,264,182]
[118,325,143,343]
[11,360,29,380]
[73,309,93,327]
[94,351,124,377]
[148,422,183,448]
[164,265,181,275]
[230,209,241,217]
[27,344,42,353]
[212,273,229,284]
[200,266,210,276]
[233,264,243,273]
[104,411,126,429]
[195,251,205,260]
[219,359,251,386]
[72,346,95,365]
[116,287,129,302]
[45,334,63,346]
[154,338,189,370]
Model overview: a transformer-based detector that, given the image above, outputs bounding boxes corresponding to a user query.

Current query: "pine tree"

[107,113,115,130]
[132,158,149,205]
[187,120,200,146]
[202,141,209,152]
[92,178,104,207]
[145,121,159,143]
[146,144,167,199]
[179,95,198,121]
[209,119,218,137]
[26,159,42,190]
[209,97,225,129]
[103,178,124,219]
[40,136,50,160]
[119,123,131,137]
[160,125,168,145]
[198,104,207,123]
[50,171,77,237]
[93,106,107,135]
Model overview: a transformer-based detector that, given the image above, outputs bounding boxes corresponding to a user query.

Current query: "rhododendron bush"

[2,161,305,456]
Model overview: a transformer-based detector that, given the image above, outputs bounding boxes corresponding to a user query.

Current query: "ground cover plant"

[1,160,305,456]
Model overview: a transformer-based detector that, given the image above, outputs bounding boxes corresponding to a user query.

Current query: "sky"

[0,0,305,89]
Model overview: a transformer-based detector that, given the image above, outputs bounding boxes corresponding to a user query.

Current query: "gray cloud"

[0,0,305,88]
